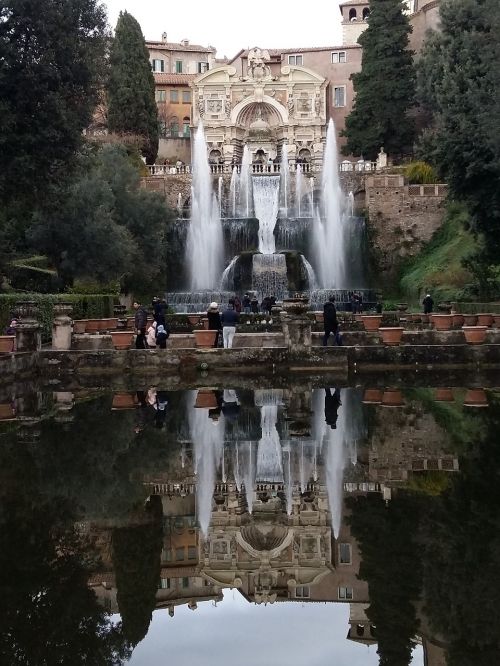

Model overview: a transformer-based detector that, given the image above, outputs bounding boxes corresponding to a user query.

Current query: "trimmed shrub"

[404,161,438,184]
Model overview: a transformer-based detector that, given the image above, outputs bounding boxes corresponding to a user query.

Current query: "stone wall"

[365,175,448,276]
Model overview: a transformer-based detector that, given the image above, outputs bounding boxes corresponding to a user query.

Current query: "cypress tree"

[341,0,416,160]
[107,11,159,164]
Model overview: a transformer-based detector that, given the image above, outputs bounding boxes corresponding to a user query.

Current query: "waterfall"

[218,176,223,216]
[252,175,280,254]
[312,119,348,289]
[188,391,225,536]
[177,192,182,215]
[187,123,223,290]
[239,146,252,218]
[220,255,239,291]
[295,166,303,217]
[348,191,354,218]
[234,441,256,513]
[229,167,238,218]
[280,146,290,217]
[300,255,318,291]
[256,404,283,482]
[252,254,288,301]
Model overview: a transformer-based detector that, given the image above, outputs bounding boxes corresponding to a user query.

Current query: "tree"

[107,11,159,164]
[417,0,500,281]
[341,0,416,160]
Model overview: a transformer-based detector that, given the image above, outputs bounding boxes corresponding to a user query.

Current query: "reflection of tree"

[0,493,131,665]
[112,496,163,646]
[348,493,422,666]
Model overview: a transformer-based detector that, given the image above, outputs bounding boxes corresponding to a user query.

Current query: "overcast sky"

[125,591,424,666]
[103,0,345,60]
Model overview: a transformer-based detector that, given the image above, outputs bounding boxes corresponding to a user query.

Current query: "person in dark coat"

[156,324,169,349]
[324,388,341,429]
[152,297,167,326]
[133,301,148,349]
[207,302,222,347]
[323,297,339,346]
[233,296,242,313]
[221,302,239,348]
[242,293,251,314]
[422,293,434,314]
[251,297,259,314]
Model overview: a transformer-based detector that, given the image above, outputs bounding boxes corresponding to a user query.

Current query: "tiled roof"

[229,44,361,62]
[147,40,215,53]
[153,73,197,85]
[339,0,369,6]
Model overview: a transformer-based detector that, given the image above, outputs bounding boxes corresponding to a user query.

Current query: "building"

[408,0,441,54]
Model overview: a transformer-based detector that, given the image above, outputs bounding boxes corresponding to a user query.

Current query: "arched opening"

[349,8,357,21]
[298,148,311,163]
[254,148,266,164]
[208,149,222,164]
[183,116,190,137]
[363,7,370,19]
[356,624,365,637]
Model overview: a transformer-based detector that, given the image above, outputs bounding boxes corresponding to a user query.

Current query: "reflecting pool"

[1,381,499,665]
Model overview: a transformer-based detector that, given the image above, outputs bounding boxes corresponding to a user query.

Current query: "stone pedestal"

[14,301,41,352]
[284,385,313,436]
[52,303,73,350]
[281,298,312,354]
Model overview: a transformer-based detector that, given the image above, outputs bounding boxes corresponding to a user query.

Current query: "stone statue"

[315,95,321,116]
[198,98,205,118]
[287,96,294,117]
[225,98,231,118]
[247,47,272,80]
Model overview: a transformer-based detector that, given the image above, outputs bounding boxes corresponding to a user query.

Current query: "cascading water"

[312,118,348,289]
[252,254,288,301]
[239,146,252,218]
[187,123,223,290]
[255,390,283,484]
[229,167,238,218]
[252,175,280,254]
[280,146,290,218]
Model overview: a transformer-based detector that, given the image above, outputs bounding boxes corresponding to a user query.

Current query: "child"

[146,321,157,348]
[156,324,169,349]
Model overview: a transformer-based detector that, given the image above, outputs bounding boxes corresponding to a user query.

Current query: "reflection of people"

[208,390,224,421]
[154,390,169,429]
[324,388,341,429]
[222,389,240,421]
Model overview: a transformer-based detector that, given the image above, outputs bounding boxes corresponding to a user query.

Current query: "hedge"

[0,293,115,341]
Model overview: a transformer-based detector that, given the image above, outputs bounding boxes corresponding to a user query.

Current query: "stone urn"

[0,403,16,421]
[463,314,478,326]
[112,393,139,410]
[476,313,493,327]
[281,297,309,315]
[194,329,217,347]
[462,325,488,344]
[435,387,454,402]
[188,314,201,327]
[281,297,312,352]
[113,304,127,317]
[379,327,404,345]
[361,315,383,332]
[0,336,15,353]
[362,389,383,404]
[381,389,404,407]
[396,303,408,312]
[463,388,488,408]
[195,389,218,409]
[437,302,452,313]
[72,320,87,334]
[431,314,453,331]
[111,331,134,350]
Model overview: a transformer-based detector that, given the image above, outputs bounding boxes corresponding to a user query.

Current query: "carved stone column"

[52,302,73,350]
[14,301,41,352]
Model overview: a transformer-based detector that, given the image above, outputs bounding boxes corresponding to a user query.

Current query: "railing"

[147,159,377,177]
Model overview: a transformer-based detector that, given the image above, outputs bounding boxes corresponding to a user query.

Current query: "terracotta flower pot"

[0,336,15,353]
[431,314,453,331]
[195,389,219,409]
[126,316,136,330]
[361,315,383,332]
[194,329,217,347]
[0,403,16,420]
[112,393,139,410]
[476,313,493,327]
[463,314,478,326]
[381,389,404,407]
[379,327,404,345]
[463,388,488,408]
[421,314,430,324]
[201,317,209,330]
[188,315,201,326]
[100,317,118,331]
[111,331,134,350]
[452,314,465,328]
[435,388,454,402]
[493,315,500,328]
[462,326,488,345]
[72,320,87,334]
[85,319,100,334]
[362,389,383,404]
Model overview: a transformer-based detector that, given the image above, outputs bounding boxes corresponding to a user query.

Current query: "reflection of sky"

[126,591,424,666]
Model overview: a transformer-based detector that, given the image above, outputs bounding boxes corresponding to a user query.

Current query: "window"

[183,117,190,137]
[331,51,347,64]
[170,89,179,103]
[182,577,189,589]
[182,90,191,104]
[349,8,357,21]
[159,578,170,589]
[333,86,346,107]
[188,545,197,560]
[155,89,167,102]
[197,61,209,73]
[161,548,172,562]
[338,586,353,600]
[339,543,352,564]
[175,60,183,73]
[152,59,165,72]
[170,118,179,137]
[363,7,370,19]
[295,586,310,599]
[288,54,303,66]
[175,547,185,561]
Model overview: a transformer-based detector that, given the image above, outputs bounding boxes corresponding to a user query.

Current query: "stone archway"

[231,95,289,126]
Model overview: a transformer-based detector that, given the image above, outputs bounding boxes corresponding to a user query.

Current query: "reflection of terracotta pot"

[477,313,493,327]
[112,393,138,410]
[431,314,453,331]
[188,315,201,326]
[361,315,383,331]
[421,315,430,324]
[194,329,217,347]
[111,331,134,350]
[195,389,218,409]
[493,315,500,328]
[379,327,404,345]
[0,336,15,353]
[464,388,488,408]
[362,389,383,404]
[452,314,465,328]
[85,319,100,334]
[0,403,16,420]
[462,326,488,344]
[463,314,478,326]
[435,388,454,402]
[73,320,87,334]
[381,389,404,407]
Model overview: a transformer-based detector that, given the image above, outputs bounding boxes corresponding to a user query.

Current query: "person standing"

[133,301,148,349]
[422,293,434,314]
[242,293,251,314]
[251,296,259,314]
[221,302,239,348]
[324,388,341,429]
[152,297,167,326]
[146,320,157,348]
[207,302,222,348]
[155,324,169,349]
[323,296,339,347]
[233,295,242,314]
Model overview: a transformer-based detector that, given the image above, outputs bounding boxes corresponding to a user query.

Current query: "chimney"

[181,38,189,46]
[161,32,168,42]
